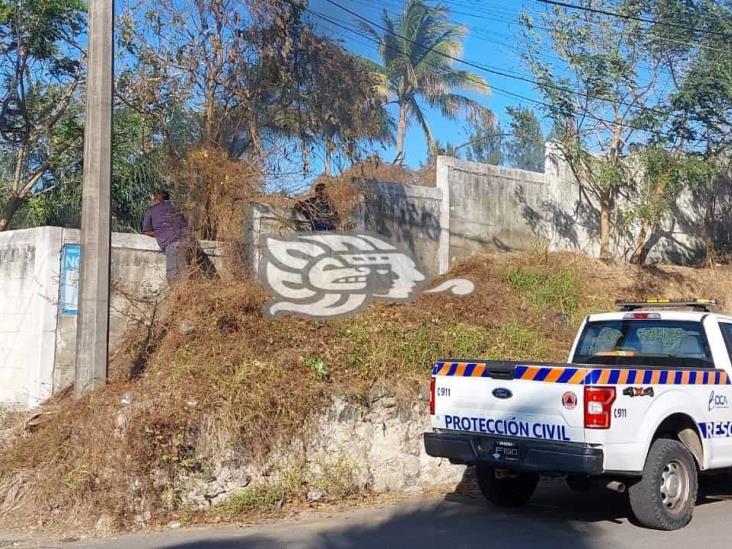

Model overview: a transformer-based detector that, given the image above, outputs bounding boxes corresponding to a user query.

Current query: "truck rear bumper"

[424,431,604,475]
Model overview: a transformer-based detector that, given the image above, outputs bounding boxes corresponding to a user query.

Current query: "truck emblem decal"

[562,391,577,410]
[622,387,654,398]
[709,391,729,411]
[492,388,513,399]
[259,232,474,319]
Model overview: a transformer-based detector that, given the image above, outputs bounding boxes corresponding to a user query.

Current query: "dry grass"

[2,250,732,530]
[171,147,264,276]
[338,156,434,187]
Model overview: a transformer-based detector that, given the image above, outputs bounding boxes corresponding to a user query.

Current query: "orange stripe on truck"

[545,368,564,383]
[566,370,585,384]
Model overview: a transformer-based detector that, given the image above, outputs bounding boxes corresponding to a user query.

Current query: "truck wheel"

[628,438,698,530]
[476,465,538,507]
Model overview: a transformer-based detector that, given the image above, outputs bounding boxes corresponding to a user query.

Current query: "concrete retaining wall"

[363,182,443,274]
[0,228,222,408]
[361,150,731,272]
[0,227,62,406]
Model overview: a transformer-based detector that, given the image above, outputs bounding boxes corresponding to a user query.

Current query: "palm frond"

[409,96,434,151]
[427,92,490,121]
[366,0,490,160]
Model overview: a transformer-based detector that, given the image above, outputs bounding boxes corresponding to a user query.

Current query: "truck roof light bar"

[615,298,718,313]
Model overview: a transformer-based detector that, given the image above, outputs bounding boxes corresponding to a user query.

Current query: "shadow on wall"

[514,184,600,251]
[717,178,732,255]
[624,179,732,265]
[363,183,441,273]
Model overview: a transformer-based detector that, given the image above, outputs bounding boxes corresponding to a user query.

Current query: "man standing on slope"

[143,189,192,286]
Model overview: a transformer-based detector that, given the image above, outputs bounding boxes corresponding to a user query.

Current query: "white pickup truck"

[424,299,732,530]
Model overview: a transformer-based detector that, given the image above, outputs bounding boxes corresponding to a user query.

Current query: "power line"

[355,0,729,62]
[352,0,568,73]
[317,0,673,128]
[536,0,732,40]
[305,7,682,145]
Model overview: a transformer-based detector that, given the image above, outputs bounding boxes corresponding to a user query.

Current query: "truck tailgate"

[432,361,585,444]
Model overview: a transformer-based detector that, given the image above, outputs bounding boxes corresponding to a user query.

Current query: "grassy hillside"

[1,251,730,531]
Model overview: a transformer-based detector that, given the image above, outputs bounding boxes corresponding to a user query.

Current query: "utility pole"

[74,0,114,396]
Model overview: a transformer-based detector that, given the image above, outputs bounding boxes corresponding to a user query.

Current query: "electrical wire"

[536,0,732,40]
[305,6,678,144]
[316,0,675,126]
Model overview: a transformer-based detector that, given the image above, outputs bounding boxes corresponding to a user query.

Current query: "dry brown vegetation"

[1,250,732,531]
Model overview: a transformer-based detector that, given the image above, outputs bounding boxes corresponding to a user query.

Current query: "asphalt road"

[5,475,732,549]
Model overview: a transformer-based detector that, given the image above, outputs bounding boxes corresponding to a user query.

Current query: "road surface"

[4,475,732,548]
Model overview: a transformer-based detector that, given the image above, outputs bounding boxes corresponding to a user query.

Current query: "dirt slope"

[1,251,730,531]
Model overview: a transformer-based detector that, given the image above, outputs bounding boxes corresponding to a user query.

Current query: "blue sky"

[308,0,550,169]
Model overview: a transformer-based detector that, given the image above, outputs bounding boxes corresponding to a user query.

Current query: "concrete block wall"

[245,149,728,278]
[0,227,223,408]
[0,227,63,407]
[362,182,443,274]
[439,157,551,269]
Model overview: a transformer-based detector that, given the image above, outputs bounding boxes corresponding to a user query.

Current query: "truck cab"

[424,299,732,530]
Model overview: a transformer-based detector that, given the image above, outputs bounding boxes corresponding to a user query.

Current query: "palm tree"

[360,0,490,163]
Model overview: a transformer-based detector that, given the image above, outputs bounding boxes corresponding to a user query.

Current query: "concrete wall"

[363,182,443,274]
[0,227,62,406]
[52,231,170,395]
[441,158,550,268]
[0,227,223,408]
[243,150,728,277]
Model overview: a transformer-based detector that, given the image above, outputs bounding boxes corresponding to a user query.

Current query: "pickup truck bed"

[425,360,729,475]
[423,307,732,530]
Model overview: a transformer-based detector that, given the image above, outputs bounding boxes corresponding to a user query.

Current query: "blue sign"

[60,244,80,315]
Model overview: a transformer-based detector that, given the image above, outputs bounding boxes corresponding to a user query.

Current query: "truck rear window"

[573,320,713,368]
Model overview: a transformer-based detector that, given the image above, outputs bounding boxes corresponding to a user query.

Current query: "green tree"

[653,0,731,262]
[360,0,490,163]
[120,0,391,175]
[463,114,504,166]
[623,149,713,263]
[0,0,85,230]
[265,32,393,176]
[433,139,460,158]
[110,108,167,232]
[506,106,544,172]
[521,0,670,260]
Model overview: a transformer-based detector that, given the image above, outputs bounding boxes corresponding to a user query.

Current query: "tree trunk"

[394,101,408,165]
[703,181,717,266]
[0,195,22,232]
[324,145,332,176]
[629,222,652,265]
[248,119,264,159]
[599,192,612,260]
[1,146,28,231]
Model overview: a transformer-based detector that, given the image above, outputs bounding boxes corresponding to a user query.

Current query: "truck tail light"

[429,377,436,415]
[584,386,616,429]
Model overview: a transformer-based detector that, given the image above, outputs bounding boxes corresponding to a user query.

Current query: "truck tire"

[628,438,698,530]
[476,465,538,507]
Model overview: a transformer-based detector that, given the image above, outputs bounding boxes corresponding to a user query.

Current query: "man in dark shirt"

[295,183,340,231]
[143,189,192,285]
